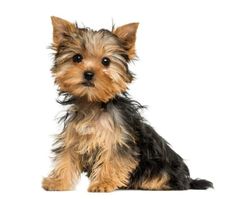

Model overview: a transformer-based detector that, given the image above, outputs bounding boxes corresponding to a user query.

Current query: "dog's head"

[51,16,138,102]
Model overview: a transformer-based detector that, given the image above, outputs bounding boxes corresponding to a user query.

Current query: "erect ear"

[113,23,139,59]
[51,16,77,45]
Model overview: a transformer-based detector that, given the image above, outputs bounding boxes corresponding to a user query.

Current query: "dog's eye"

[101,57,111,67]
[72,54,83,63]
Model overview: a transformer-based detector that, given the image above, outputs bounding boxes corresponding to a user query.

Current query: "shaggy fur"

[42,16,213,192]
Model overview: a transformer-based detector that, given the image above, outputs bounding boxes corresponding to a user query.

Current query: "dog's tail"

[189,178,213,189]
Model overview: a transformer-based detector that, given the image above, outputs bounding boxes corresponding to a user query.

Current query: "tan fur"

[43,101,138,191]
[51,16,78,46]
[74,102,138,191]
[50,17,134,103]
[42,124,82,191]
[134,172,170,190]
[88,155,137,192]
[54,56,129,103]
[113,23,139,59]
[52,31,130,102]
[42,152,79,191]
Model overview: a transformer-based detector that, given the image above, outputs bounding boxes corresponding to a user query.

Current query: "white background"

[0,0,235,198]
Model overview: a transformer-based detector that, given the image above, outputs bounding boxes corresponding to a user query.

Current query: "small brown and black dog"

[42,16,213,192]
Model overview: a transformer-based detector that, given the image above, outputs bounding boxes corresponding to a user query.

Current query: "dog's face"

[51,16,138,102]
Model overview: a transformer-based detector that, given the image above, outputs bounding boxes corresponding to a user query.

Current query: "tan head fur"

[51,16,139,102]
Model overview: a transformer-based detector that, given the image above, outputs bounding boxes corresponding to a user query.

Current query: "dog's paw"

[88,182,117,192]
[42,177,72,191]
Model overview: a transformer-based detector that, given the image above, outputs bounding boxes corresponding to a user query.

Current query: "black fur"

[190,179,213,190]
[111,94,213,190]
[57,93,213,190]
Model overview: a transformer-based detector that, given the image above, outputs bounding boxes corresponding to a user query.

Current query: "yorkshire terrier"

[42,16,213,192]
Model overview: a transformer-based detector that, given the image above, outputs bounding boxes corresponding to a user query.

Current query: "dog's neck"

[71,96,110,112]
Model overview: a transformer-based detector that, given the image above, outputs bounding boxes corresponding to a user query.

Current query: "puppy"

[42,16,213,192]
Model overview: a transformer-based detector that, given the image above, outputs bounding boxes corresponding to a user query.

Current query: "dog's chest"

[74,107,126,155]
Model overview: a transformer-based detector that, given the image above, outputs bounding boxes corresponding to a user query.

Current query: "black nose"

[84,71,94,81]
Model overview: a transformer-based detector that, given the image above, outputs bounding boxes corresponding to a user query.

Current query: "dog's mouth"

[81,81,95,87]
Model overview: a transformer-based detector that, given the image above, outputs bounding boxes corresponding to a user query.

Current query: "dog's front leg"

[88,149,137,192]
[42,124,82,191]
